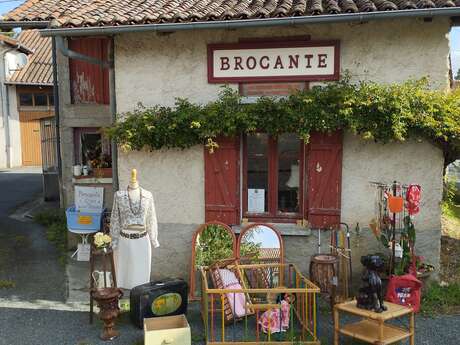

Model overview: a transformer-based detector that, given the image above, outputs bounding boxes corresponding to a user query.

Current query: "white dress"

[110,188,159,289]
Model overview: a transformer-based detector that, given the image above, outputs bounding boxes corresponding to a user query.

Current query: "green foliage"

[34,208,68,265]
[422,282,460,316]
[107,78,460,167]
[195,225,234,267]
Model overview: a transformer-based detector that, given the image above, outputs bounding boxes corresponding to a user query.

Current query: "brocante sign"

[207,40,340,83]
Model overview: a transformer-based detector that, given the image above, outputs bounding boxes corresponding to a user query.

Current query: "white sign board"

[75,186,104,212]
[208,40,340,83]
[248,188,265,213]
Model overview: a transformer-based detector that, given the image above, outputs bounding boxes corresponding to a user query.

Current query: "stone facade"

[111,18,450,282]
[57,17,450,282]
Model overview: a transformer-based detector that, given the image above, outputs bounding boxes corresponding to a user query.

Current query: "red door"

[306,131,343,229]
[204,136,240,224]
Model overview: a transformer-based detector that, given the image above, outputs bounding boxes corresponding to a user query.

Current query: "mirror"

[237,223,283,264]
[189,221,236,300]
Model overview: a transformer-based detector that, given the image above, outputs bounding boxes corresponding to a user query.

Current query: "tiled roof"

[0,34,33,54]
[3,0,460,28]
[7,30,52,86]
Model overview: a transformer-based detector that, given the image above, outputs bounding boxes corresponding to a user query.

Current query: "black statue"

[356,255,387,313]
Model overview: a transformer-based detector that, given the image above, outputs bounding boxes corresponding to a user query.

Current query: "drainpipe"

[54,36,118,192]
[108,37,118,191]
[51,37,63,204]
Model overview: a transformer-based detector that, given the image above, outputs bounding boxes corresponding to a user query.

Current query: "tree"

[455,68,460,81]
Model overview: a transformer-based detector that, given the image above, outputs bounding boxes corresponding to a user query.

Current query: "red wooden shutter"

[306,131,343,229]
[68,37,110,105]
[205,136,240,225]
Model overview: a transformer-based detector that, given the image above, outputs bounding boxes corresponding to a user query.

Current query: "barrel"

[309,254,339,296]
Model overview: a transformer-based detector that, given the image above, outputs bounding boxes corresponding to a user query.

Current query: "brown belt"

[120,231,147,239]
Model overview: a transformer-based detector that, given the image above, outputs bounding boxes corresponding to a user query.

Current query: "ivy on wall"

[107,78,460,168]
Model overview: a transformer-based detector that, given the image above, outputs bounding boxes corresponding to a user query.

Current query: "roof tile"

[7,30,52,86]
[3,0,460,28]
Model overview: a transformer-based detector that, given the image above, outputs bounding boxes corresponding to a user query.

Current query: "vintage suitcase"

[130,278,188,329]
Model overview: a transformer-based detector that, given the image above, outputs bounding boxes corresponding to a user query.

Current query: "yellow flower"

[102,234,112,244]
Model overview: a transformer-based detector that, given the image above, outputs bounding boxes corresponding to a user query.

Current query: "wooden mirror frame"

[236,223,284,264]
[189,221,237,301]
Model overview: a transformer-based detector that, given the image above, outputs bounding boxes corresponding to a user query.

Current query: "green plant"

[0,279,15,289]
[107,78,460,170]
[195,224,234,267]
[34,209,68,265]
[422,282,460,316]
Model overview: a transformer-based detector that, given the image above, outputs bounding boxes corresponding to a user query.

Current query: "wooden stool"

[89,245,117,324]
[309,253,338,308]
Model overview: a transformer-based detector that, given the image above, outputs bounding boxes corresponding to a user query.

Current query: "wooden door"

[20,119,42,166]
[19,111,52,166]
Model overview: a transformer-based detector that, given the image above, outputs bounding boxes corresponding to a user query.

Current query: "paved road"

[0,167,66,302]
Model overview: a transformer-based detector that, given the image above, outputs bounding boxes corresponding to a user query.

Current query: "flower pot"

[91,287,123,341]
[93,168,112,178]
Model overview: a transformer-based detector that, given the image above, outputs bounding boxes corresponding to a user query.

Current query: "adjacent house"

[0,30,54,169]
[3,0,459,280]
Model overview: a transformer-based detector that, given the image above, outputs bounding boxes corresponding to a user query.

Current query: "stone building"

[3,0,459,281]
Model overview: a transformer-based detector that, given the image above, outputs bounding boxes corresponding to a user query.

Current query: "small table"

[334,300,414,345]
[68,228,98,259]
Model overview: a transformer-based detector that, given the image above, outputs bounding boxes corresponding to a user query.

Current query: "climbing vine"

[107,78,460,167]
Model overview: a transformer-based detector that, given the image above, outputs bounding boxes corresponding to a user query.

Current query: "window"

[244,133,303,220]
[34,94,48,106]
[19,93,33,106]
[74,128,112,177]
[18,92,54,107]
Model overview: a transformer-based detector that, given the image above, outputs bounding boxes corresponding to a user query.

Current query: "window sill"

[72,177,112,184]
[232,223,311,237]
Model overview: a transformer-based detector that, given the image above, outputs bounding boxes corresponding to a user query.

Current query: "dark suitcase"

[130,278,188,329]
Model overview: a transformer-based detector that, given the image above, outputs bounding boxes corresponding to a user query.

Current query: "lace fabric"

[110,188,159,249]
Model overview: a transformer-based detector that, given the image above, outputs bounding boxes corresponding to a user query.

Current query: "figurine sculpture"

[356,255,387,313]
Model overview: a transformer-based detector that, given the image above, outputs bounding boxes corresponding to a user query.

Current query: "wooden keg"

[309,253,339,296]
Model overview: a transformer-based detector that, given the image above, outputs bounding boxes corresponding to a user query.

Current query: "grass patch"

[442,202,460,221]
[421,282,460,316]
[0,279,15,289]
[34,208,67,265]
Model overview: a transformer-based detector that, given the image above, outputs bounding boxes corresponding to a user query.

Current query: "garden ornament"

[356,255,387,313]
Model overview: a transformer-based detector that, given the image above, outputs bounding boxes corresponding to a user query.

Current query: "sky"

[0,0,459,77]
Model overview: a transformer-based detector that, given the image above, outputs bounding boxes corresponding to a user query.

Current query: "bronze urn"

[91,287,123,340]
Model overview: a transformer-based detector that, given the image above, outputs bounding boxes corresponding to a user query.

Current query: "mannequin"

[110,168,159,289]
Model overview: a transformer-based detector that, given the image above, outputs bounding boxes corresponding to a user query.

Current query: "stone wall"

[112,18,449,281]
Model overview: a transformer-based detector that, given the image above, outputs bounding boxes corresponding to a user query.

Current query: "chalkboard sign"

[75,186,104,212]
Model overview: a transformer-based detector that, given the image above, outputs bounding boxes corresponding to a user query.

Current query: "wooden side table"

[334,300,414,345]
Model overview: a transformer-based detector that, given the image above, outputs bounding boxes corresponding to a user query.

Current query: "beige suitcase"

[144,314,191,345]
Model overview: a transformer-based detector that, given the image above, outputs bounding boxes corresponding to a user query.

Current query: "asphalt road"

[0,167,65,302]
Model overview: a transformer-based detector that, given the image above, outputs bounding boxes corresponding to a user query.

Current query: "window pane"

[48,94,54,106]
[81,133,102,166]
[34,94,47,106]
[19,93,33,106]
[247,133,268,213]
[277,133,300,213]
